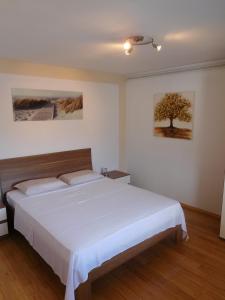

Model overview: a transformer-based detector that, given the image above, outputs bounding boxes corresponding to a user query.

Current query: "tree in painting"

[154,93,192,128]
[154,92,193,140]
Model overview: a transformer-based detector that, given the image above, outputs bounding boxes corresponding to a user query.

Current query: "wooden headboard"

[0,148,92,197]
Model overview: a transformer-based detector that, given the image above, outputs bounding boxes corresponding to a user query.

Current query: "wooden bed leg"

[174,225,183,244]
[75,280,92,300]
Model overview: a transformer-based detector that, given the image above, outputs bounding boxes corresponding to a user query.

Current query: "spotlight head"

[123,41,132,51]
[125,48,133,55]
[123,40,133,55]
[156,44,162,52]
[152,42,162,51]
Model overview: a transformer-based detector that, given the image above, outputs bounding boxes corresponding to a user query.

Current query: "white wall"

[0,73,119,172]
[126,67,225,214]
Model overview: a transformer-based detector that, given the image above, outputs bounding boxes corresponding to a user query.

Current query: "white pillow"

[14,177,68,195]
[59,170,104,186]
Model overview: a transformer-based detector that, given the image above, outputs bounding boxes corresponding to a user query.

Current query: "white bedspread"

[8,178,187,300]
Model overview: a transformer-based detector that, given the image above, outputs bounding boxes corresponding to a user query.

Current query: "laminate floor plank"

[1,208,225,300]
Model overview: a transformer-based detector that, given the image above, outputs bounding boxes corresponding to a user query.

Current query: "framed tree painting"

[154,92,194,140]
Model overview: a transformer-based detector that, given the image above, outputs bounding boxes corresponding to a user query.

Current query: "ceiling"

[0,0,225,76]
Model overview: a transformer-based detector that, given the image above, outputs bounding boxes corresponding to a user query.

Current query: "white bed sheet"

[7,178,187,300]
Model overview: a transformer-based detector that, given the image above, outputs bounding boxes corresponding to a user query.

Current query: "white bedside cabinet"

[0,204,8,237]
[104,170,130,184]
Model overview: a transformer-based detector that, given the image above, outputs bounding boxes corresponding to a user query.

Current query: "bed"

[0,148,187,300]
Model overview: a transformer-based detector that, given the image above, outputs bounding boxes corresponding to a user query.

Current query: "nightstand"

[104,170,130,184]
[0,204,8,237]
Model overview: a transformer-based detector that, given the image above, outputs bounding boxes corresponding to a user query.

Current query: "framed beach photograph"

[12,88,83,121]
[154,91,194,140]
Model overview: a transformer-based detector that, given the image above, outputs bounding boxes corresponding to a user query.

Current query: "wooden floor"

[1,209,225,300]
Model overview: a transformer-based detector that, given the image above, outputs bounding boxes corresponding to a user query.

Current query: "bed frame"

[0,148,183,300]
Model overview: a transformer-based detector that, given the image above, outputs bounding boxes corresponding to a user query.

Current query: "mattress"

[7,177,187,300]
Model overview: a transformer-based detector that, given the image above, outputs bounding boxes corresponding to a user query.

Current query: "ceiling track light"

[123,35,162,56]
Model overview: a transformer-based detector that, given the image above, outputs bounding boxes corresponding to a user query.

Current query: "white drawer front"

[0,222,8,236]
[115,175,130,184]
[0,207,7,222]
